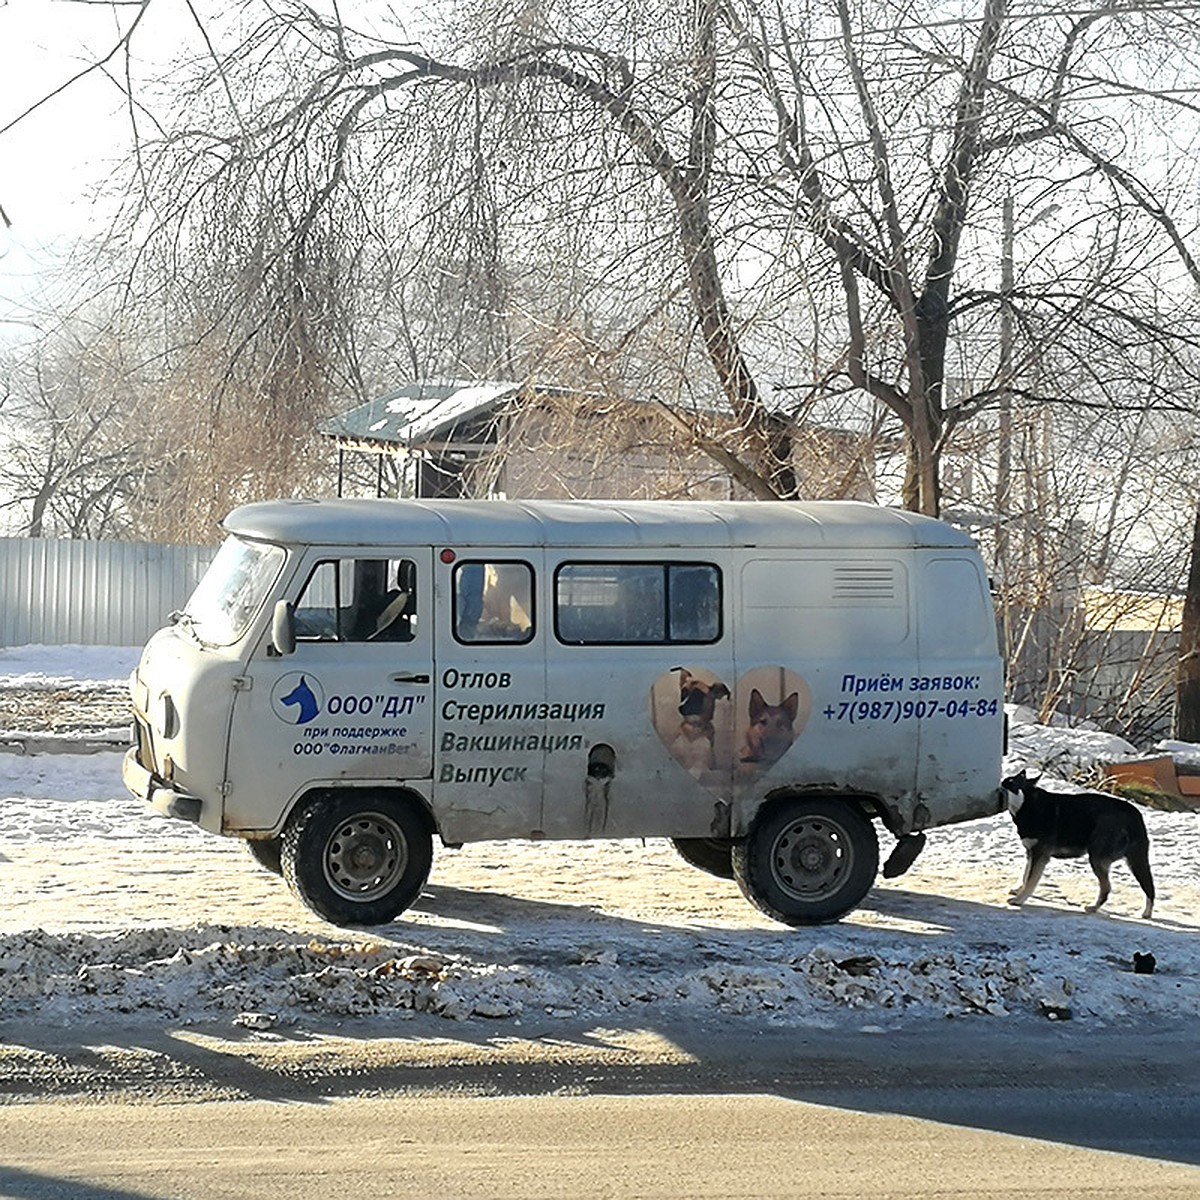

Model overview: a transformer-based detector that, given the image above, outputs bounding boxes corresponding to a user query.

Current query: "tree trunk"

[1175,503,1200,740]
[899,426,941,516]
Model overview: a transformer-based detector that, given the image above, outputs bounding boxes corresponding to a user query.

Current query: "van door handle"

[390,673,430,684]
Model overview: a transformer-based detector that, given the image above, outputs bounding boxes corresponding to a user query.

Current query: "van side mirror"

[271,600,296,657]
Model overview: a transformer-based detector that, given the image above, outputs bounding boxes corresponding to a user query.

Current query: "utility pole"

[995,195,1014,657]
[1176,503,1200,740]
[995,195,1014,580]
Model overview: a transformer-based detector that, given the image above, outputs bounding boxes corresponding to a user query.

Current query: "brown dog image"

[670,668,730,773]
[741,688,800,767]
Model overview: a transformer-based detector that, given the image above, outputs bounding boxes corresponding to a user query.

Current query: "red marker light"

[440,548,456,564]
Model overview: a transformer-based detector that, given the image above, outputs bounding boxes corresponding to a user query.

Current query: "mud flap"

[881,831,927,879]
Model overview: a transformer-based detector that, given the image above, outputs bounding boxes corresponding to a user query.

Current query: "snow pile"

[1155,740,1200,771]
[1004,703,1138,776]
[1,920,1189,1031]
[0,644,133,745]
[0,644,137,687]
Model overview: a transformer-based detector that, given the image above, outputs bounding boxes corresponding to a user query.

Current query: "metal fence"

[0,538,218,648]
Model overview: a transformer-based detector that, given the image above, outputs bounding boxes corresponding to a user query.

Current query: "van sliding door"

[542,556,734,839]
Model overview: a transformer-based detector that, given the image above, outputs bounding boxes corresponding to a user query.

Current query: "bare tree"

[91,0,1200,516]
[0,332,150,538]
[9,0,1200,524]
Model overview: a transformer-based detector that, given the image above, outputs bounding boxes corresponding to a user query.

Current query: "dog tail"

[1127,835,1155,907]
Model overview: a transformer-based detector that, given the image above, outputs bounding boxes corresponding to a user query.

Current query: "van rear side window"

[555,563,721,645]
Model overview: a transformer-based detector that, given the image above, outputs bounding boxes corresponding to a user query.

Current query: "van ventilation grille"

[833,565,896,601]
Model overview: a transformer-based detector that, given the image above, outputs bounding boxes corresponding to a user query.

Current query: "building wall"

[480,400,874,502]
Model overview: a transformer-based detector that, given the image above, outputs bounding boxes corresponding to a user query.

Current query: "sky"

[0,1,307,324]
[0,0,156,328]
[0,0,430,334]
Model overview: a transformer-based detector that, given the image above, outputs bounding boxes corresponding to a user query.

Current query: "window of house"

[555,562,721,645]
[294,558,418,643]
[453,561,535,644]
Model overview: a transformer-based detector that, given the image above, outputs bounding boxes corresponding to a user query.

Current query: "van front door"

[224,550,434,834]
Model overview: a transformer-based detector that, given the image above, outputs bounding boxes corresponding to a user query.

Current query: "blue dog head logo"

[271,673,323,725]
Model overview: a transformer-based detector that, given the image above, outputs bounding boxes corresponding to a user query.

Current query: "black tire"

[281,791,433,926]
[670,837,736,880]
[731,797,878,926]
[244,836,283,876]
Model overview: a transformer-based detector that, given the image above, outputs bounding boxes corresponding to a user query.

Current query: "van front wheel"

[281,793,433,927]
[732,798,878,926]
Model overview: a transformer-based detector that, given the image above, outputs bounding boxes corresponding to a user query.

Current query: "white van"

[124,498,1005,928]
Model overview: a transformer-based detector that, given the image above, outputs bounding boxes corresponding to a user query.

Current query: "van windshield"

[183,536,285,646]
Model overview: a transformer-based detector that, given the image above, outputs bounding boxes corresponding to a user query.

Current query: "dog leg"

[1126,841,1156,919]
[1085,853,1111,913]
[1008,848,1049,906]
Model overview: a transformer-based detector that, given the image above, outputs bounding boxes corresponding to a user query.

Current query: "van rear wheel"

[670,837,735,879]
[281,792,433,927]
[732,797,878,926]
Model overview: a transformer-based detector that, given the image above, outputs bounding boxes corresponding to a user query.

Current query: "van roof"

[222,498,977,551]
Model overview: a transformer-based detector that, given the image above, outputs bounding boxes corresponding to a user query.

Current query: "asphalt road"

[2,1090,1199,1200]
[1,1017,1198,1198]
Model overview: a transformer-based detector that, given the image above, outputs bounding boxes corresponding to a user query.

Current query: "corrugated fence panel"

[0,539,219,647]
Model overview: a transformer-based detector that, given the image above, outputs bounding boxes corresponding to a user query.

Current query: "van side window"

[555,563,721,645]
[294,558,418,643]
[454,561,534,644]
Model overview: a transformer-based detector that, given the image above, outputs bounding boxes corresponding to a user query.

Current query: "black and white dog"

[1000,769,1155,919]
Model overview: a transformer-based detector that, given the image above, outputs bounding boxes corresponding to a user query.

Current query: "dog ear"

[748,689,766,721]
[782,692,799,722]
[712,682,730,701]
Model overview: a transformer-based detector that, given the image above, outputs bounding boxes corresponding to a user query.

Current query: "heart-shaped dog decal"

[650,665,812,790]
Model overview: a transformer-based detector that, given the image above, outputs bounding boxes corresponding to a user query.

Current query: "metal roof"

[320,381,520,446]
[320,379,890,452]
[222,498,976,550]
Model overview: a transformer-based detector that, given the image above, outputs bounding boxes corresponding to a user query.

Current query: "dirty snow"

[1,646,1197,1036]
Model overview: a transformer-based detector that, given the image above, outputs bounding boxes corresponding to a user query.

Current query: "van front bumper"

[122,747,203,823]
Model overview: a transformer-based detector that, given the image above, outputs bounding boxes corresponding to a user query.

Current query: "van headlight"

[155,692,180,739]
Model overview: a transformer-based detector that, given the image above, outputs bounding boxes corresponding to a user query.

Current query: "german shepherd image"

[1000,769,1155,918]
[740,689,800,767]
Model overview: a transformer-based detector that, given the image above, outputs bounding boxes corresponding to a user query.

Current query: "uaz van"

[124,498,1005,927]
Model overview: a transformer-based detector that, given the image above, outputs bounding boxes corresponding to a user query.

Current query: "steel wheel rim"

[769,814,854,902]
[323,811,408,902]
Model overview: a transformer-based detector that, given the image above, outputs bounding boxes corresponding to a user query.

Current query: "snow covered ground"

[1,645,1197,1037]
